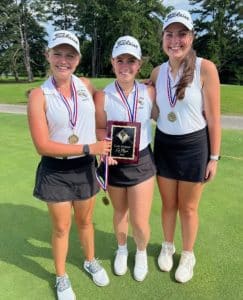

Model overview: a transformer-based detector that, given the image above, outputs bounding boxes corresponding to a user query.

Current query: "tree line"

[0,0,242,84]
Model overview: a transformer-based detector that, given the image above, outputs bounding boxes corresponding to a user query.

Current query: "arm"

[201,59,221,181]
[150,66,160,86]
[27,87,110,157]
[146,84,159,121]
[80,77,96,96]
[94,90,108,141]
[94,89,117,165]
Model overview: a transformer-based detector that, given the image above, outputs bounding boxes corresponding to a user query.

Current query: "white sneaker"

[84,258,110,287]
[114,248,128,275]
[56,274,76,300]
[175,251,196,283]
[158,242,175,272]
[134,252,148,282]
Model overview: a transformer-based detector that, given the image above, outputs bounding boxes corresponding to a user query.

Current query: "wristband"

[210,155,221,161]
[83,144,90,155]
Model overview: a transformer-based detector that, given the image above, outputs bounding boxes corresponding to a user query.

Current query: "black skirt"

[108,146,156,187]
[154,127,210,182]
[33,155,99,202]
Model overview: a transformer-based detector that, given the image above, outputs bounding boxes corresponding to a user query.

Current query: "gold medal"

[68,134,79,144]
[167,111,177,122]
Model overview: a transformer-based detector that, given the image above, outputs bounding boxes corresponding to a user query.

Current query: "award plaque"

[107,121,141,164]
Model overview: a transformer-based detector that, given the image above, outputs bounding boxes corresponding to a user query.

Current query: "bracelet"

[210,155,221,161]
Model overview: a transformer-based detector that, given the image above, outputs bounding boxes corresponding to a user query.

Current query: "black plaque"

[107,121,141,164]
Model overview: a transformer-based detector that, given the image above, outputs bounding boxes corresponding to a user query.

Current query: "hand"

[89,140,111,156]
[107,156,118,165]
[204,160,218,182]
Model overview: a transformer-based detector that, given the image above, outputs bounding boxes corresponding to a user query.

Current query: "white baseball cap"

[163,9,193,31]
[48,30,81,55]
[112,35,142,60]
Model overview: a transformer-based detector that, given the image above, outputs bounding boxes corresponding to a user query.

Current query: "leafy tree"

[189,0,243,84]
[44,0,78,30]
[0,0,47,81]
[45,0,167,77]
[77,0,167,77]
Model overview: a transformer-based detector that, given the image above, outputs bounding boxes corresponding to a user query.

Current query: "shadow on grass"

[0,203,178,294]
[0,203,131,294]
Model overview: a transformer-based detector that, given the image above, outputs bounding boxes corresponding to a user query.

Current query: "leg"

[108,186,128,246]
[108,186,128,276]
[47,202,72,276]
[128,177,154,281]
[157,176,178,243]
[175,181,204,283]
[74,197,110,287]
[73,197,95,261]
[178,181,204,251]
[157,176,178,272]
[128,176,155,250]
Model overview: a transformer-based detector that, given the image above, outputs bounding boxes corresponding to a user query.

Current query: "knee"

[53,222,71,238]
[179,205,197,218]
[76,217,93,230]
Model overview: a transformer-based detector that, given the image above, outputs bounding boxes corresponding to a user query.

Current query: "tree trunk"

[18,5,33,82]
[92,27,97,77]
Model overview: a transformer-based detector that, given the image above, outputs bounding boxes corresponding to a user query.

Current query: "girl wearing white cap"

[28,30,111,299]
[94,35,157,282]
[151,10,221,283]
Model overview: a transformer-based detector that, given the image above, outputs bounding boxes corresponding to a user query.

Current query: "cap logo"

[52,32,78,45]
[115,39,138,50]
[165,11,190,22]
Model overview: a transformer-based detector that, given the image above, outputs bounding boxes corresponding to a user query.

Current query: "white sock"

[136,248,147,256]
[118,243,127,252]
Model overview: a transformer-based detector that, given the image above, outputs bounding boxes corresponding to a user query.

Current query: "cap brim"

[163,18,193,30]
[112,49,141,60]
[48,39,80,54]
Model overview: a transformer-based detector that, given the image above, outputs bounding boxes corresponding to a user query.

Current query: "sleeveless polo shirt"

[41,75,96,146]
[104,81,153,151]
[156,57,207,135]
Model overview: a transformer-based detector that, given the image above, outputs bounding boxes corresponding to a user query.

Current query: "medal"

[167,111,177,122]
[68,134,79,144]
[52,76,79,143]
[167,66,177,122]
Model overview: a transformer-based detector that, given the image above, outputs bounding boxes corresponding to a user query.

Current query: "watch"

[83,144,90,156]
[210,155,221,161]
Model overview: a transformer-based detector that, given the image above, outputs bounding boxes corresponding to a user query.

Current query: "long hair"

[175,48,196,100]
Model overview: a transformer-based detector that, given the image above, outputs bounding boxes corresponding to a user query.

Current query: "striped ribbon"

[115,80,138,122]
[52,76,78,129]
[167,67,177,108]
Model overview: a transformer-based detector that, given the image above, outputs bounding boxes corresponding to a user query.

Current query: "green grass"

[220,85,243,115]
[0,113,243,299]
[0,78,242,115]
[0,77,113,105]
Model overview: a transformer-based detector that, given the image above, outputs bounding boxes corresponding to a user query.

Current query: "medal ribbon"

[95,155,109,191]
[115,80,138,122]
[167,67,177,108]
[52,77,78,129]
